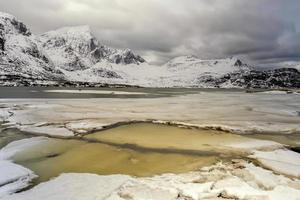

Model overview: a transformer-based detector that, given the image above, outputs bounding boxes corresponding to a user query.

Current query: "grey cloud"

[0,0,299,65]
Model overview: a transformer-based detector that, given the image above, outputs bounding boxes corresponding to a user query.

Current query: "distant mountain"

[1,12,299,88]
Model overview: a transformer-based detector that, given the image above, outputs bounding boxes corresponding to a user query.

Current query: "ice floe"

[250,149,300,178]
[0,137,49,198]
[0,161,36,198]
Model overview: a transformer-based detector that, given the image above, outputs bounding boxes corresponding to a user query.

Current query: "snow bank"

[5,173,132,200]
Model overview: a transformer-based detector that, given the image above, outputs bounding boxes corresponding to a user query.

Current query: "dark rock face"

[43,38,66,48]
[8,17,31,36]
[91,68,122,79]
[114,52,145,64]
[200,68,300,88]
[234,59,243,67]
[120,50,146,64]
[0,36,4,51]
[0,24,4,51]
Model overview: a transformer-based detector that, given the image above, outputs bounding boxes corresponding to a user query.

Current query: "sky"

[0,0,299,66]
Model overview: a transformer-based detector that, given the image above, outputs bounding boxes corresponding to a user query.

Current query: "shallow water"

[10,123,258,184]
[13,139,218,183]
[0,128,29,149]
[86,123,257,153]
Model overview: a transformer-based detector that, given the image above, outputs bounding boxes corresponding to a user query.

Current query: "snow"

[250,149,300,178]
[0,161,36,198]
[0,109,11,122]
[257,90,292,95]
[0,12,64,82]
[43,89,147,95]
[244,163,290,190]
[225,140,282,151]
[5,173,132,200]
[62,55,251,87]
[0,137,50,160]
[0,137,47,198]
[18,125,74,137]
[4,161,300,200]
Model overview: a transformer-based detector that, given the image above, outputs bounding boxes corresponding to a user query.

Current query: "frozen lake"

[0,87,300,199]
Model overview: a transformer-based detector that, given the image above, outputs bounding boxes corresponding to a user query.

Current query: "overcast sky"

[0,0,299,65]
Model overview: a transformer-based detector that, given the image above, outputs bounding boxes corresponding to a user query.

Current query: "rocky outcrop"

[200,68,300,88]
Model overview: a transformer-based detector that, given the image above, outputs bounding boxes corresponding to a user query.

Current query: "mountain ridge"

[0,12,299,88]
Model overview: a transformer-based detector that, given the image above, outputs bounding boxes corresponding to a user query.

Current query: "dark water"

[0,86,250,99]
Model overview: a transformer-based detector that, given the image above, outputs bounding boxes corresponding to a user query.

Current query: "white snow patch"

[0,137,50,160]
[225,140,282,151]
[5,173,132,200]
[0,109,11,122]
[19,125,74,137]
[43,90,147,95]
[250,149,300,178]
[258,91,291,95]
[244,163,290,190]
[0,161,36,198]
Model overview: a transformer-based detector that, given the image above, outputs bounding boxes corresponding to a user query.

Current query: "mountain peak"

[42,25,93,39]
[165,55,198,65]
[0,11,31,36]
[0,12,16,20]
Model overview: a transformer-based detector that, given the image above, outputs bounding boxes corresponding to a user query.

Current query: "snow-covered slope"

[0,12,64,85]
[0,11,299,88]
[60,55,253,87]
[39,25,145,71]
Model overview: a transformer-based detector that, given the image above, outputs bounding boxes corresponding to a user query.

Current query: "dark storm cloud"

[0,0,299,65]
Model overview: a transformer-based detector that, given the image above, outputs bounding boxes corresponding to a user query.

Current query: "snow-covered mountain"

[39,25,145,71]
[0,12,299,88]
[0,12,65,85]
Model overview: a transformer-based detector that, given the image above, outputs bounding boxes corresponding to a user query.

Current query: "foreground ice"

[4,161,300,200]
[0,138,47,198]
[0,137,50,160]
[0,135,299,199]
[0,161,36,198]
[250,149,300,178]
